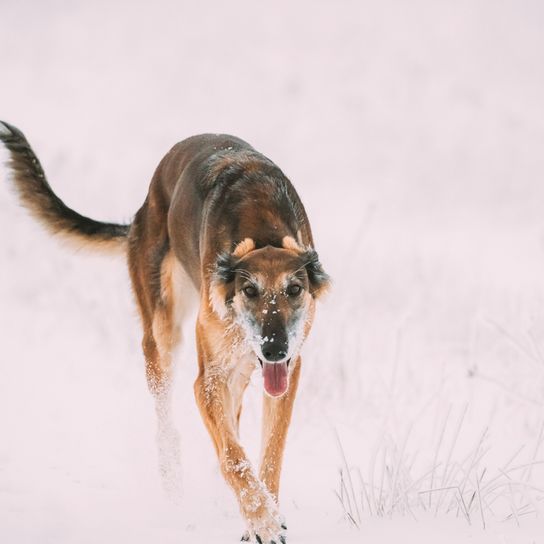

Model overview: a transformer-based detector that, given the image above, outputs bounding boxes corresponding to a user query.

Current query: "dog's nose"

[261,341,288,362]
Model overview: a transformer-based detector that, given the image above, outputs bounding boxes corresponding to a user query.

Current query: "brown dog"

[0,122,329,543]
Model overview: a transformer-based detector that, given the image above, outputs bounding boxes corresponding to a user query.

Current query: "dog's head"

[210,236,330,397]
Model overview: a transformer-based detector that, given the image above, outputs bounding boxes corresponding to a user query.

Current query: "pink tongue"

[262,361,289,397]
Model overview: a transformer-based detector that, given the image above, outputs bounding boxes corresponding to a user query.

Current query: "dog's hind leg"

[129,222,190,498]
[153,258,188,499]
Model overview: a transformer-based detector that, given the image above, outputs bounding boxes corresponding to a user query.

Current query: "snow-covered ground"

[1,1,544,542]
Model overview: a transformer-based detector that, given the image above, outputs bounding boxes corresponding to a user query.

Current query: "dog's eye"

[243,285,258,298]
[286,284,302,297]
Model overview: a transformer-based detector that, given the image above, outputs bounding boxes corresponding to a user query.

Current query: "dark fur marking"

[0,121,129,244]
[301,249,330,296]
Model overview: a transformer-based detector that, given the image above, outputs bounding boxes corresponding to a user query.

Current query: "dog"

[0,122,330,543]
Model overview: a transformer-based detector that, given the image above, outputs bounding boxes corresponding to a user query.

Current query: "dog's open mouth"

[258,358,290,397]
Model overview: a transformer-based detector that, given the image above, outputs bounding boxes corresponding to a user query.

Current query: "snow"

[1,0,544,542]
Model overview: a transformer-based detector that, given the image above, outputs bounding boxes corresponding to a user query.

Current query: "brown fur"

[0,123,330,543]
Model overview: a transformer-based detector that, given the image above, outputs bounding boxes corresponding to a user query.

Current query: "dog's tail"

[0,121,129,253]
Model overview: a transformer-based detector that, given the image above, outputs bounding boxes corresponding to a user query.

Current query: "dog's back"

[135,133,314,288]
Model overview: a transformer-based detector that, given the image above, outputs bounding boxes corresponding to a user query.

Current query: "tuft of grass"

[335,411,544,529]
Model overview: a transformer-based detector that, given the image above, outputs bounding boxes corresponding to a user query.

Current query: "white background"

[1,1,544,542]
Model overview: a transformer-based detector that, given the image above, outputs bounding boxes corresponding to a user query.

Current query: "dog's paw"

[242,504,287,543]
[240,530,286,544]
[241,527,287,542]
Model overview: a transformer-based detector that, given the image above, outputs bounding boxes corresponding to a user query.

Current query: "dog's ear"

[301,249,331,298]
[214,251,236,283]
[209,251,237,319]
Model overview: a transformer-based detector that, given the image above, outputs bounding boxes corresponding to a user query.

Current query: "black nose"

[261,341,288,362]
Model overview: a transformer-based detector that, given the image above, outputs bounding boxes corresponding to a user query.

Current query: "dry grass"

[335,414,544,529]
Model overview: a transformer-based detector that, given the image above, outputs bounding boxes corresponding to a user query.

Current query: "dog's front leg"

[194,324,285,543]
[259,357,302,501]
